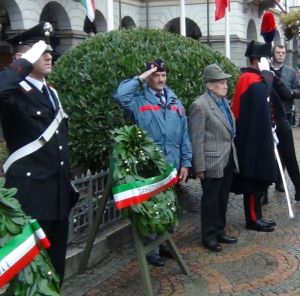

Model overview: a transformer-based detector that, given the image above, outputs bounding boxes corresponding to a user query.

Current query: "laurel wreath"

[0,178,60,295]
[110,125,179,236]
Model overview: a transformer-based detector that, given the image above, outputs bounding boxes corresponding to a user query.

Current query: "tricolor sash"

[113,166,178,209]
[0,220,50,288]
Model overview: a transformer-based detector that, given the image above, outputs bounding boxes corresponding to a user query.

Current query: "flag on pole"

[80,0,96,22]
[215,0,230,21]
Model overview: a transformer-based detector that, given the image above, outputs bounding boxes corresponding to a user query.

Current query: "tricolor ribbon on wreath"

[0,219,50,288]
[112,166,178,210]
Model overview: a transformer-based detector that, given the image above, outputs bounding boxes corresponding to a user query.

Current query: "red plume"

[261,12,276,32]
[261,12,276,43]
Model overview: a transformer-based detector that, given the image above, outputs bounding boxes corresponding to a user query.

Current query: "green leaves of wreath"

[110,125,179,236]
[0,178,60,295]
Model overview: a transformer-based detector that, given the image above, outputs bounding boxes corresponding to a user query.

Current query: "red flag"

[215,0,230,21]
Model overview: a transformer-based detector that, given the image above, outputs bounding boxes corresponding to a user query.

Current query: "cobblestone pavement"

[62,128,300,296]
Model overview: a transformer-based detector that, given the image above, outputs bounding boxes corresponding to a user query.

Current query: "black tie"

[156,92,166,106]
[42,84,57,110]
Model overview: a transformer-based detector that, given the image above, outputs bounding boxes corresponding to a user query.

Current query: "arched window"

[121,16,136,29]
[164,17,202,40]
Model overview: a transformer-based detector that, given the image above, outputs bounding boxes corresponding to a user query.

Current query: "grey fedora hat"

[203,64,231,83]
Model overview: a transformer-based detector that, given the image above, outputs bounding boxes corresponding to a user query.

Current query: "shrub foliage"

[50,28,240,172]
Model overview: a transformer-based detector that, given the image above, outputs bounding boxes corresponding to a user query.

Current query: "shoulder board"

[19,80,32,92]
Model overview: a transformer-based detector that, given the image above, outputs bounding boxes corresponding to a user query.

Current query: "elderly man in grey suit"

[189,64,239,252]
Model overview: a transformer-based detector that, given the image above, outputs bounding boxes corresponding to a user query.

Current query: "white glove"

[258,57,270,72]
[21,40,47,64]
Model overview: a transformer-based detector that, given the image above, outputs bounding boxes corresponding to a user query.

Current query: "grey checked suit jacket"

[189,91,239,178]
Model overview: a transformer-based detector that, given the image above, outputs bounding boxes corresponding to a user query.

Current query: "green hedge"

[50,28,240,172]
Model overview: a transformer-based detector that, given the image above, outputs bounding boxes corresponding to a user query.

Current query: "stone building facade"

[0,0,297,68]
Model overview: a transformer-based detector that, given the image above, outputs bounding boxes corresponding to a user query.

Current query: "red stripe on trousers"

[249,192,257,222]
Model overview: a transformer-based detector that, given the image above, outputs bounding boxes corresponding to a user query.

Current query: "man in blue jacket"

[114,59,192,266]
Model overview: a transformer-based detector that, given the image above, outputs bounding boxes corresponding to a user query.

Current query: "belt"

[3,109,68,173]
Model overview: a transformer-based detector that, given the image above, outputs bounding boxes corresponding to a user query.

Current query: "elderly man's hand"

[195,172,205,180]
[139,67,157,81]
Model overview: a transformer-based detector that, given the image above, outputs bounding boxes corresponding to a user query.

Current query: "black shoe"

[246,220,275,232]
[203,240,222,252]
[217,235,238,244]
[295,192,300,202]
[259,218,276,227]
[275,182,285,192]
[159,246,175,259]
[146,254,165,267]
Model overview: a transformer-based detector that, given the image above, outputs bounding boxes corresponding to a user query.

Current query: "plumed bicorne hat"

[245,12,276,58]
[245,41,272,58]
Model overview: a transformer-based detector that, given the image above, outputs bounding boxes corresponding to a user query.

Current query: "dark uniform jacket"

[271,64,300,114]
[231,67,277,194]
[0,58,73,221]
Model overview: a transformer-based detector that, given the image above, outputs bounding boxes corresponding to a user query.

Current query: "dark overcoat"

[231,67,276,194]
[0,58,72,221]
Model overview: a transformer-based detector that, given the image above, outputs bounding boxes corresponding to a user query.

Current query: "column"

[180,0,186,36]
[107,0,114,31]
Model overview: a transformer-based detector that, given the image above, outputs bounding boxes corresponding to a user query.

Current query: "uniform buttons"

[36,111,41,115]
[26,172,31,176]
[60,161,64,166]
[59,146,63,150]
[56,130,59,134]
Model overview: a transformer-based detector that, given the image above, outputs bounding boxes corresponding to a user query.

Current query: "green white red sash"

[113,167,178,209]
[0,219,50,288]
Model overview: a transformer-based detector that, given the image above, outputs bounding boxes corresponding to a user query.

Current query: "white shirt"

[25,76,56,109]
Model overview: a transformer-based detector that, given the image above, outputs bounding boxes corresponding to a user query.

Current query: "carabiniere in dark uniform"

[0,22,77,281]
[1,58,72,220]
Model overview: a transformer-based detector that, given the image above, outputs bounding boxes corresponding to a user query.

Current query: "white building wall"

[119,2,142,28]
[0,0,296,66]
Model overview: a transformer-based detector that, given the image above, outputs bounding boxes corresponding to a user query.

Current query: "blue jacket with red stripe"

[114,76,192,170]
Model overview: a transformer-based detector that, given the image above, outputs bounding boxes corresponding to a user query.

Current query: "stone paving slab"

[62,128,300,296]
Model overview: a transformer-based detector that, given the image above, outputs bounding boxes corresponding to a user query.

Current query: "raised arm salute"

[114,59,192,266]
[0,22,77,283]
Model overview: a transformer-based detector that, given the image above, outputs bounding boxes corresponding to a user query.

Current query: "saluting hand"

[139,67,158,81]
[21,40,47,64]
[258,57,270,72]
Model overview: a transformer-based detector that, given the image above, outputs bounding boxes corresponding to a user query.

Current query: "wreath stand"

[78,173,189,296]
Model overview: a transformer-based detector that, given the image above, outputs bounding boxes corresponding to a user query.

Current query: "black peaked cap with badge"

[7,21,54,52]
[146,59,166,72]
